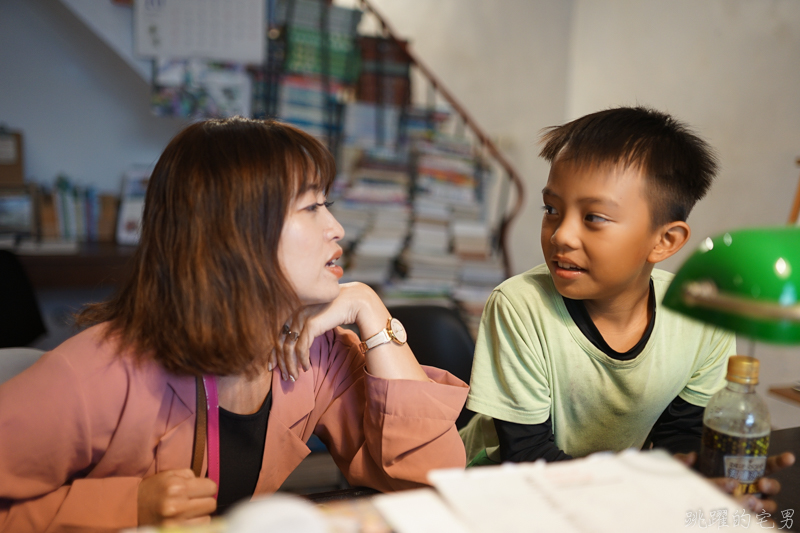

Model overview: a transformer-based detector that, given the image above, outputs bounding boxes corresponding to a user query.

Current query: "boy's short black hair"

[539,106,718,227]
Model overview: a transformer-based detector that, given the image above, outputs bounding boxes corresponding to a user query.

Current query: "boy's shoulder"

[494,263,559,305]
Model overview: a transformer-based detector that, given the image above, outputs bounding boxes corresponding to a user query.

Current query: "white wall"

[0,0,188,194]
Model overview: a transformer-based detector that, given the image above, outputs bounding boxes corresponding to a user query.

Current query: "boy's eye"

[585,214,607,223]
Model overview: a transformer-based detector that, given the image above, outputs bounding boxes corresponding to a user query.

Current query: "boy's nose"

[550,220,580,249]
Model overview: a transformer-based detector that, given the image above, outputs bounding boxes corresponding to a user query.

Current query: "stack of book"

[328,201,370,250]
[274,0,362,142]
[451,219,491,258]
[343,102,401,149]
[392,135,479,299]
[336,150,411,286]
[343,205,410,285]
[402,106,451,143]
[356,36,410,106]
[277,0,362,83]
[278,74,346,140]
[414,137,479,208]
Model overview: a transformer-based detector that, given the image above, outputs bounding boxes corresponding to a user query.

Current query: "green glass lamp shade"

[663,226,800,344]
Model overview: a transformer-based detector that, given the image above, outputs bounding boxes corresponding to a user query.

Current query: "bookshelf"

[17,243,135,289]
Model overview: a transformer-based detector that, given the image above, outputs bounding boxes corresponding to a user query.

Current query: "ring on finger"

[282,324,299,342]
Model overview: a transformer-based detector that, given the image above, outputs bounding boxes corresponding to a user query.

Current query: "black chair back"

[387,304,475,428]
[0,251,46,347]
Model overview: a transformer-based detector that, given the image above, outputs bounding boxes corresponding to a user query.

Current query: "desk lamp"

[663,226,800,489]
[663,226,800,344]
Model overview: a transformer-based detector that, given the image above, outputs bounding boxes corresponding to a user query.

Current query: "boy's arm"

[493,417,572,463]
[647,396,705,454]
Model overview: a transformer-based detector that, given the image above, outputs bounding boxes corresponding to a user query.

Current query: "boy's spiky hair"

[539,106,718,226]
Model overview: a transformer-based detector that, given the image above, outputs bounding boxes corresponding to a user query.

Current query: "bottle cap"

[726,355,760,385]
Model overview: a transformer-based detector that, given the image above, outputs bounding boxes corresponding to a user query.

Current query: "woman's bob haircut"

[77,117,336,377]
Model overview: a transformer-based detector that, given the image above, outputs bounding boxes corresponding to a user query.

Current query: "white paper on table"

[372,488,472,533]
[428,450,754,533]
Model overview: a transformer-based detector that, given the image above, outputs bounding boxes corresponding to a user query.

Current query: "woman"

[0,118,468,531]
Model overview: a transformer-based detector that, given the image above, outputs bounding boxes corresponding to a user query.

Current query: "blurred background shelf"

[17,243,136,289]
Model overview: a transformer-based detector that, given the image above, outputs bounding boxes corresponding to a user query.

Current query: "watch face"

[390,318,407,344]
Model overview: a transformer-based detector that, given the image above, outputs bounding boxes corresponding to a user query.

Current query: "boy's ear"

[648,221,691,264]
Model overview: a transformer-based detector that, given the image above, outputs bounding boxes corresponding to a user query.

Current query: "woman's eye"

[542,205,557,216]
[306,200,334,212]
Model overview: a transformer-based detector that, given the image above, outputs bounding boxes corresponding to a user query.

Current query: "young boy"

[461,106,736,465]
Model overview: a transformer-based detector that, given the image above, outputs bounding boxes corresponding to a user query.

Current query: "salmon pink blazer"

[0,324,468,532]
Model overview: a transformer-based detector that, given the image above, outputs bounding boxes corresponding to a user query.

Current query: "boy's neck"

[582,276,654,353]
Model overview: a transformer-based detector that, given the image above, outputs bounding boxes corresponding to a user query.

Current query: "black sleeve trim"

[493,417,572,463]
[646,396,705,454]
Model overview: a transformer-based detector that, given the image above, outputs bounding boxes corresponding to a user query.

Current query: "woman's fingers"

[137,469,218,526]
[293,318,314,374]
[282,331,299,381]
[184,476,218,499]
[279,307,325,381]
[294,337,311,373]
[278,311,310,381]
[276,284,376,380]
[276,339,292,382]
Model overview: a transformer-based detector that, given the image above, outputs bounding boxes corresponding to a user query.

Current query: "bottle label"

[698,426,769,495]
[723,455,767,484]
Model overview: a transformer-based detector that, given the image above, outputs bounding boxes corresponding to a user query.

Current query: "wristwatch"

[359,318,407,353]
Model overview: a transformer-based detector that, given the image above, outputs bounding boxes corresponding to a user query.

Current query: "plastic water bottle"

[698,355,770,496]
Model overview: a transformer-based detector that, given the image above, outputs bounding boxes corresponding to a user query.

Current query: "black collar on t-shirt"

[562,279,656,361]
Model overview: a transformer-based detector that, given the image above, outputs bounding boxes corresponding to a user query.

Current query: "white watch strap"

[364,328,391,350]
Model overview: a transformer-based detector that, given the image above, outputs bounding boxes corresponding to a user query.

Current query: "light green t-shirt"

[464,264,736,461]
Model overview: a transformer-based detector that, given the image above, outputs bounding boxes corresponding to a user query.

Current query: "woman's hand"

[137,469,218,526]
[272,282,427,382]
[271,282,383,381]
[675,451,796,513]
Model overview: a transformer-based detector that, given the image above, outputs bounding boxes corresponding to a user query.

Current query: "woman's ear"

[648,221,691,264]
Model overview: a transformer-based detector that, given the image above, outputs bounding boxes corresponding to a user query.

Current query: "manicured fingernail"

[281,372,287,381]
[268,362,274,372]
[290,375,296,382]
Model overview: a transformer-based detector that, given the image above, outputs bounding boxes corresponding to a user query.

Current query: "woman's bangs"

[289,141,336,197]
